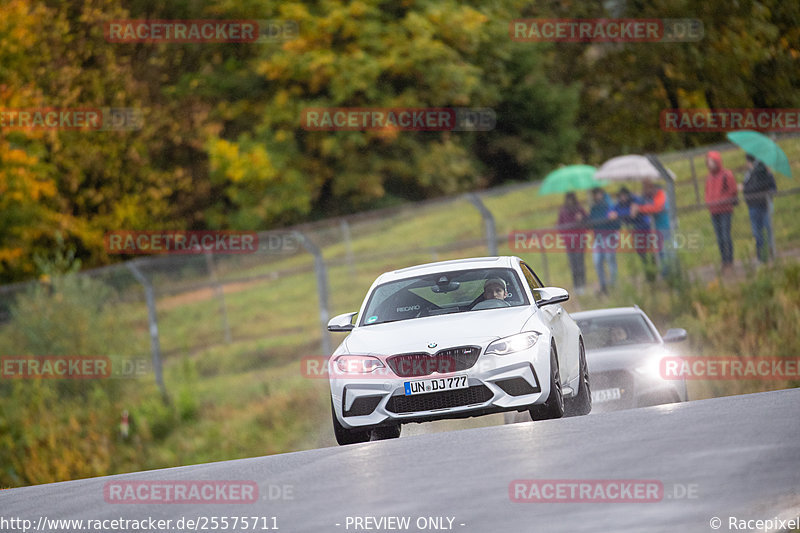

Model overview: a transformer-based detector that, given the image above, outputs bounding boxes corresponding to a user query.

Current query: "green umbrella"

[538,165,602,195]
[726,130,792,178]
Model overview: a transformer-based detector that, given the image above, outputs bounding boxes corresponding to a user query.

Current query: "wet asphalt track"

[2,388,799,533]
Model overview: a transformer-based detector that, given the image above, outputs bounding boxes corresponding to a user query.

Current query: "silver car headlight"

[635,350,671,380]
[486,332,540,356]
[334,355,385,374]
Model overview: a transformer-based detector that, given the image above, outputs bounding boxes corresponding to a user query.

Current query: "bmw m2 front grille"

[387,346,481,378]
[385,384,492,414]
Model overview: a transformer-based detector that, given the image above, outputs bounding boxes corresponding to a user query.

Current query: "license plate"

[404,374,468,396]
[592,387,622,403]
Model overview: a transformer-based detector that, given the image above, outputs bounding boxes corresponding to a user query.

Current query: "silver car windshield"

[359,267,529,326]
[577,314,658,349]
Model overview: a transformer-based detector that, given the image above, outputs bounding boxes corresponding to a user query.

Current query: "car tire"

[331,398,370,445]
[370,425,401,441]
[564,339,591,417]
[530,343,565,421]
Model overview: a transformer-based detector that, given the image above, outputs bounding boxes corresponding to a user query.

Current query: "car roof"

[375,256,519,284]
[570,307,645,320]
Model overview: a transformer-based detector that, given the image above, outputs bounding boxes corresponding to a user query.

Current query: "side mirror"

[662,328,687,343]
[327,312,357,332]
[535,287,570,307]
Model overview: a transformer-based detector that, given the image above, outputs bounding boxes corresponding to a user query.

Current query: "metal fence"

[0,136,797,399]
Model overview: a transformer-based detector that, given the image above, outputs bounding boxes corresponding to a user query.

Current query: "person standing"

[557,192,588,295]
[741,154,777,263]
[634,179,671,277]
[704,151,738,273]
[610,187,656,281]
[588,187,620,294]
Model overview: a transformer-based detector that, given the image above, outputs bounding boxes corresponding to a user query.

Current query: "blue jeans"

[748,205,772,262]
[656,228,674,277]
[592,249,617,291]
[711,212,734,266]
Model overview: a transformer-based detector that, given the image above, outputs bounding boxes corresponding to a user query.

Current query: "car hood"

[585,343,669,372]
[344,306,534,355]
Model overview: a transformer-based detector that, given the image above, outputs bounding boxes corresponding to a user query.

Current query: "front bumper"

[590,369,687,412]
[330,341,552,430]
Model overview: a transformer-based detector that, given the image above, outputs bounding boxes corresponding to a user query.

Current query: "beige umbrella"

[595,154,676,182]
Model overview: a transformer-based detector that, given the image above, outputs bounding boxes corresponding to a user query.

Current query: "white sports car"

[326,256,591,445]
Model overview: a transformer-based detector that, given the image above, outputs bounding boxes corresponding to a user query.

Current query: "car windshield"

[359,267,529,326]
[577,314,657,349]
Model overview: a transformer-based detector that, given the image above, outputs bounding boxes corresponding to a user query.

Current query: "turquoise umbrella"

[726,130,792,178]
[538,165,602,195]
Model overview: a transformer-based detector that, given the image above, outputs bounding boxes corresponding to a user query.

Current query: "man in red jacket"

[704,151,738,272]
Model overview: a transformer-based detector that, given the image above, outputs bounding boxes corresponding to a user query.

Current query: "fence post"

[646,154,679,229]
[340,219,356,279]
[293,231,332,355]
[768,196,777,259]
[205,251,232,345]
[689,155,701,205]
[539,249,550,283]
[647,154,681,274]
[466,193,498,256]
[767,133,778,259]
[126,260,169,404]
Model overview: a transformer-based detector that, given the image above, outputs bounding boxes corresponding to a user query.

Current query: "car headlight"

[635,351,671,380]
[334,355,385,374]
[486,332,540,356]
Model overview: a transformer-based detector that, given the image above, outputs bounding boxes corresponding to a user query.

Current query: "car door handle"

[556,308,562,316]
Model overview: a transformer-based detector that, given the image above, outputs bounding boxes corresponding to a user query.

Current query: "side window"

[520,262,543,302]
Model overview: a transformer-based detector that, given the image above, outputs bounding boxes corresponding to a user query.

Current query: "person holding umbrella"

[741,154,777,263]
[704,151,738,273]
[726,130,793,265]
[539,165,599,295]
[557,192,588,295]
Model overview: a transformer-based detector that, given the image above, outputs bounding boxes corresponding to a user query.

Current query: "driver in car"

[610,326,628,344]
[483,278,509,301]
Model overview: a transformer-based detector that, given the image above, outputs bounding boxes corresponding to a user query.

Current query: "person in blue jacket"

[609,187,656,281]
[741,154,777,263]
[588,187,620,295]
